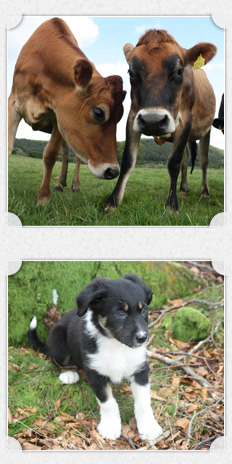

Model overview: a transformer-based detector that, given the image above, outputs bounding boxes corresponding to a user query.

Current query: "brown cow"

[105,29,216,212]
[8,18,126,205]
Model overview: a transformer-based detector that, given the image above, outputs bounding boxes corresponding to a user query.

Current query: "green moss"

[172,307,212,342]
[8,261,203,347]
[165,405,176,416]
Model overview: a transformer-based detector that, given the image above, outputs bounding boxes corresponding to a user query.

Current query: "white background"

[1,0,232,462]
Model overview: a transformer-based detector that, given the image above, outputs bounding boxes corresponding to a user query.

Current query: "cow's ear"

[123,43,134,63]
[186,43,217,68]
[73,59,93,89]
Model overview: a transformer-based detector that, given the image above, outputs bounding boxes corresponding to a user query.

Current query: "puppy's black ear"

[76,279,107,317]
[123,273,153,305]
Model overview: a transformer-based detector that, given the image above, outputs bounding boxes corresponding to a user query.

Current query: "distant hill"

[13,137,224,169]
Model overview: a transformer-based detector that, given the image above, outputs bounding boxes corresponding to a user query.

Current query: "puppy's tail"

[28,316,49,355]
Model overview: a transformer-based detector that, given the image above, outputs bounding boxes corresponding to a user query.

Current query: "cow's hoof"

[36,196,50,206]
[55,184,64,192]
[104,195,118,212]
[201,191,210,199]
[165,198,179,213]
[71,182,81,192]
[179,186,189,195]
[104,203,116,212]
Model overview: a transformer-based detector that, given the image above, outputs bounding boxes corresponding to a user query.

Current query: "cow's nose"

[138,112,168,130]
[104,166,119,179]
[135,331,148,344]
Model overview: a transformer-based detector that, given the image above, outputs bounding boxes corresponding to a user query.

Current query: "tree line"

[13,137,224,169]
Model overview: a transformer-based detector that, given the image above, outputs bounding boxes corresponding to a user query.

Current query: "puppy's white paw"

[59,371,79,384]
[137,415,163,441]
[97,396,121,440]
[97,419,121,440]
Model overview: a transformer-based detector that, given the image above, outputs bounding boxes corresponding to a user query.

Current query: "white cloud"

[96,61,128,80]
[134,22,162,36]
[59,16,99,47]
[204,62,224,73]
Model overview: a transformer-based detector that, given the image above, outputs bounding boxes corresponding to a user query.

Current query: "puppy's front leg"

[130,367,163,441]
[86,369,121,440]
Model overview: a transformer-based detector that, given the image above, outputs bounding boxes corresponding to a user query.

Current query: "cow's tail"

[28,316,49,355]
[189,141,197,174]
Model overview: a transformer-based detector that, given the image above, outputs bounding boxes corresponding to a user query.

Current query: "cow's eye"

[92,107,105,122]
[128,69,137,81]
[177,67,184,77]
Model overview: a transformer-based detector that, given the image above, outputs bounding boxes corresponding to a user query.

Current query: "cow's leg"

[166,118,192,211]
[37,125,62,205]
[71,155,81,192]
[8,94,22,157]
[200,130,210,198]
[55,139,69,191]
[130,366,163,440]
[179,146,189,194]
[105,110,140,211]
[85,368,121,440]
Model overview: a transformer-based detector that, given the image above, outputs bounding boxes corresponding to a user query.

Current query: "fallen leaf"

[28,363,38,370]
[176,418,190,434]
[193,285,201,294]
[8,408,13,423]
[150,391,168,402]
[197,366,208,377]
[25,406,37,413]
[9,362,21,371]
[171,377,181,387]
[187,406,200,413]
[22,442,42,450]
[55,399,61,408]
[167,298,184,306]
[201,387,208,401]
[190,266,200,274]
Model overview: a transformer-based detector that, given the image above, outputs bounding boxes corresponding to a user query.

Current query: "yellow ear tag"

[194,53,205,70]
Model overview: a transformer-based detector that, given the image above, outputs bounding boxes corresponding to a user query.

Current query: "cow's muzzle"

[104,166,119,179]
[134,108,176,136]
[88,162,119,180]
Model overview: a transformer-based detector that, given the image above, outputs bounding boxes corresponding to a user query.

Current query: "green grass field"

[8,155,224,226]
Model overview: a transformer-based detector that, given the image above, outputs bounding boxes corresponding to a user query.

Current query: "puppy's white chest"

[87,337,146,383]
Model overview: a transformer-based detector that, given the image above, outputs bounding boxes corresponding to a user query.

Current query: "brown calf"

[105,29,216,212]
[8,18,126,205]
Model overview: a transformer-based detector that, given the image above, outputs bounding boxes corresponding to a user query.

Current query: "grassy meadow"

[8,155,224,226]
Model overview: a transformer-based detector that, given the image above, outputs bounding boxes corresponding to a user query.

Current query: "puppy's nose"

[136,331,148,344]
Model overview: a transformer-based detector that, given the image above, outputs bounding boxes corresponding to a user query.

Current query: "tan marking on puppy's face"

[98,315,107,328]
[122,301,129,311]
[138,301,143,310]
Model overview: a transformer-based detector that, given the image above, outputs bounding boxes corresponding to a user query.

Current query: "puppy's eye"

[141,307,147,316]
[116,310,126,319]
[92,107,105,122]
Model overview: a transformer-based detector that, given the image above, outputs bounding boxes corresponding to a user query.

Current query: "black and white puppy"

[28,274,163,441]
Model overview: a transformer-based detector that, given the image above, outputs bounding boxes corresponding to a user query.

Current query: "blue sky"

[8,16,224,149]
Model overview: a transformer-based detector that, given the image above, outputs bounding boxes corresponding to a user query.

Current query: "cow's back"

[12,18,87,91]
[190,69,215,141]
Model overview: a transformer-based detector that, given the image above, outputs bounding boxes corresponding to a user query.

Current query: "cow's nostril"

[138,113,146,128]
[159,115,168,128]
[104,166,119,179]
